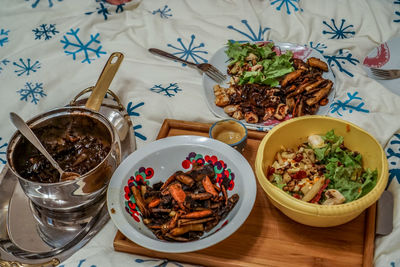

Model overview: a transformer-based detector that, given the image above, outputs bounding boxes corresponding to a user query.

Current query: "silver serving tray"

[0,89,136,266]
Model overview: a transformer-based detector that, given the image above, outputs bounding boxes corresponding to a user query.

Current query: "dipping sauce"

[214,130,243,144]
[209,119,247,152]
[13,115,111,183]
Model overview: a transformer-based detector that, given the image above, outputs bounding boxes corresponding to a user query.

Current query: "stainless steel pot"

[6,52,124,212]
[6,107,121,211]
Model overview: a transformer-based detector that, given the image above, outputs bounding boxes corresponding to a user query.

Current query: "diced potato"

[302,177,325,202]
[281,151,295,159]
[283,172,291,183]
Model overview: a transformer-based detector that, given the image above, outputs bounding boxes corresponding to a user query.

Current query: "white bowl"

[107,135,256,253]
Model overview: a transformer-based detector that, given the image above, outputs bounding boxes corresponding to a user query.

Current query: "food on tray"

[133,164,239,242]
[213,41,333,124]
[266,130,377,205]
[14,116,111,183]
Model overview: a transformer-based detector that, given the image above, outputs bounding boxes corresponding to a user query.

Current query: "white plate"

[363,36,400,96]
[107,135,256,253]
[202,42,336,131]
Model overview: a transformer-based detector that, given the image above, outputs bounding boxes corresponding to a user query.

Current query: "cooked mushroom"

[323,189,346,205]
[307,57,329,72]
[274,104,288,120]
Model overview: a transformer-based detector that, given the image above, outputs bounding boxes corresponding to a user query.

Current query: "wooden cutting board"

[113,119,375,267]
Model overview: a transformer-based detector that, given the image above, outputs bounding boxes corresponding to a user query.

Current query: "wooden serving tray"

[113,119,376,267]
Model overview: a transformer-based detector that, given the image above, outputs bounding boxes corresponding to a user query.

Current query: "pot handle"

[85,52,124,112]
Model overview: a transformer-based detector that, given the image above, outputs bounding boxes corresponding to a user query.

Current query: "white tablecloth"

[1,0,400,266]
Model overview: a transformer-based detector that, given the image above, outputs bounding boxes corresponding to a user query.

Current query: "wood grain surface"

[113,119,375,267]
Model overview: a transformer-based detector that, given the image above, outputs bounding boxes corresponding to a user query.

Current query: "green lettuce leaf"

[225,41,294,86]
[272,173,286,190]
[317,130,378,202]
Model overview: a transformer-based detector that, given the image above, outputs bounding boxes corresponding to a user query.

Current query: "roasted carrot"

[148,198,161,208]
[202,176,218,197]
[178,217,215,227]
[169,224,204,236]
[162,211,180,233]
[180,209,213,219]
[221,185,228,206]
[187,192,212,200]
[131,186,149,217]
[160,171,180,190]
[168,183,186,209]
[213,183,221,192]
[176,174,195,187]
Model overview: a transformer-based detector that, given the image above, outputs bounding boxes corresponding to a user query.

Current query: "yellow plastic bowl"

[255,115,388,227]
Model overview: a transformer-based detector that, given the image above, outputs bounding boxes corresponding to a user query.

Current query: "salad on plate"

[212,41,334,125]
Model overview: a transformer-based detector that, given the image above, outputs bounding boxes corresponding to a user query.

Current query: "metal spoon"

[9,112,80,182]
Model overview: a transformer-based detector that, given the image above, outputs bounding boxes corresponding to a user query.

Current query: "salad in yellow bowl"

[267,130,377,205]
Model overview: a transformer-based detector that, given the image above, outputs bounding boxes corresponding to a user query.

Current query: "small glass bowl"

[209,119,248,153]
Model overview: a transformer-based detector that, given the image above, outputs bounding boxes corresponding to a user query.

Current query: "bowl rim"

[255,115,388,216]
[107,135,257,253]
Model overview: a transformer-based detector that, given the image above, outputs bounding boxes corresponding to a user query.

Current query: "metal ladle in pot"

[10,112,81,182]
[9,52,124,182]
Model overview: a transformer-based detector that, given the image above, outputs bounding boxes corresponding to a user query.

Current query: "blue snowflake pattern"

[58,259,96,267]
[33,24,59,40]
[127,101,144,116]
[329,91,369,116]
[150,83,181,97]
[127,101,147,141]
[307,41,327,54]
[306,43,359,77]
[324,49,359,77]
[322,19,355,39]
[135,258,184,267]
[227,19,270,42]
[151,5,172,19]
[270,0,302,15]
[26,0,63,8]
[133,125,147,141]
[0,59,10,74]
[0,137,7,165]
[167,34,208,66]
[60,28,106,64]
[85,1,125,20]
[13,58,41,76]
[386,134,400,187]
[17,82,46,104]
[0,29,10,47]
[395,1,400,22]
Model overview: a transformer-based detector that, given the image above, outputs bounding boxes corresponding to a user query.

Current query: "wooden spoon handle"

[85,52,124,111]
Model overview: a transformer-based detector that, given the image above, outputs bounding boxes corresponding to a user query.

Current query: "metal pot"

[6,107,121,211]
[6,52,124,212]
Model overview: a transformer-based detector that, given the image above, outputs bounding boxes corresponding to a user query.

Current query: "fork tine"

[206,71,223,83]
[370,68,391,79]
[206,70,224,83]
[370,68,390,76]
[211,71,226,81]
[208,65,226,80]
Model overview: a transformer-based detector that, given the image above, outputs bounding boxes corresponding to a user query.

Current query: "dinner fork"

[148,48,226,83]
[370,67,400,80]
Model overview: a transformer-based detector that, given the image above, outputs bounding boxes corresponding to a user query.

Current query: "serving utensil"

[9,112,80,182]
[85,52,124,111]
[148,48,226,83]
[370,67,400,80]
